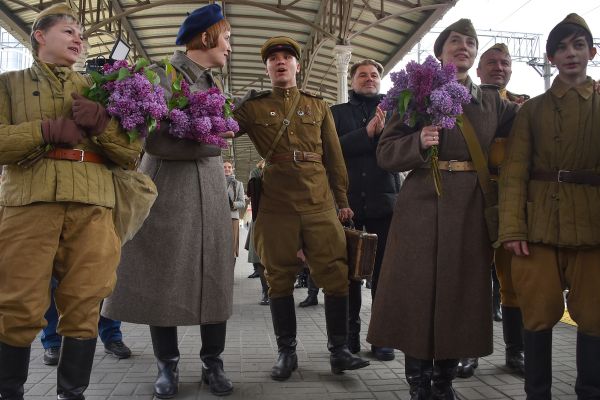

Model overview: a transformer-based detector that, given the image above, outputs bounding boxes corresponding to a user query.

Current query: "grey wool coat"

[102,51,235,326]
[367,78,518,359]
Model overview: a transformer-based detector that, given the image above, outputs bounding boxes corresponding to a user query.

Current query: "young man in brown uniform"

[499,14,600,399]
[234,36,369,381]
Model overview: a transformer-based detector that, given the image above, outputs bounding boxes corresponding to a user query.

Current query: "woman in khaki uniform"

[0,4,142,400]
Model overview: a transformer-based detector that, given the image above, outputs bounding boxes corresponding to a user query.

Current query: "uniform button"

[361,172,366,177]
[290,131,294,135]
[551,193,559,200]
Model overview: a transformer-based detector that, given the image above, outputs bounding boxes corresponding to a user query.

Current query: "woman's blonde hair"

[186,19,231,51]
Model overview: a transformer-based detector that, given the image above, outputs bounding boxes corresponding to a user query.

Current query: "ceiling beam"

[109,0,150,61]
[0,2,31,48]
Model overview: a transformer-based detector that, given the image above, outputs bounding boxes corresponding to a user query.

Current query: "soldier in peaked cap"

[234,36,370,381]
[499,13,600,399]
[101,3,235,398]
[367,18,519,399]
[0,2,143,399]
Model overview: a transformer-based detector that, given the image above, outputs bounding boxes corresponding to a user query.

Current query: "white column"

[332,44,353,105]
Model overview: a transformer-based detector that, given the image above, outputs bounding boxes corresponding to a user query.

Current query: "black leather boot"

[575,332,600,399]
[431,358,458,400]
[150,326,180,399]
[299,276,319,307]
[0,341,30,400]
[405,355,433,400]
[523,329,552,400]
[258,264,270,306]
[56,337,97,400]
[270,296,298,380]
[492,268,502,322]
[502,306,525,376]
[456,357,478,378]
[200,323,233,396]
[324,295,369,374]
[347,280,362,354]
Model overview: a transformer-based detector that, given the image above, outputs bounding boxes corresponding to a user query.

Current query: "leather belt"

[45,148,106,164]
[436,160,475,172]
[268,150,322,164]
[531,169,600,186]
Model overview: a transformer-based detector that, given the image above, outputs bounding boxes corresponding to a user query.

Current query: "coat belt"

[45,148,106,164]
[268,150,322,164]
[434,160,476,172]
[531,169,600,186]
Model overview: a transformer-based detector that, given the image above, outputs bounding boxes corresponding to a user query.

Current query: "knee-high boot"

[431,358,458,400]
[575,332,600,399]
[200,323,233,396]
[270,296,298,381]
[503,306,525,375]
[0,341,30,400]
[405,355,433,400]
[56,337,97,400]
[324,295,369,374]
[347,280,362,354]
[150,326,180,399]
[523,329,552,400]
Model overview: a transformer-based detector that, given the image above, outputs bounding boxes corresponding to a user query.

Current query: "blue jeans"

[40,278,122,349]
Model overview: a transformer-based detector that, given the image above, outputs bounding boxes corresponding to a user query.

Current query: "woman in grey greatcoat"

[102,4,235,398]
[366,19,518,400]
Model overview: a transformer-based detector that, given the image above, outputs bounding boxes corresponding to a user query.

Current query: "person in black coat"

[330,59,401,361]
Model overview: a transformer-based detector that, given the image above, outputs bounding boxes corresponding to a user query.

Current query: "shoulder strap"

[264,94,301,162]
[458,115,496,207]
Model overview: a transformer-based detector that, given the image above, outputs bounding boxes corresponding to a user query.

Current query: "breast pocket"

[299,115,322,138]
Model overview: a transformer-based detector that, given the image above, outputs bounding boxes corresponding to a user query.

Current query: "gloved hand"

[41,118,85,147]
[71,92,110,136]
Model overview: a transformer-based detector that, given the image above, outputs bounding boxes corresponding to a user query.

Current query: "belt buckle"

[74,149,85,162]
[557,169,570,183]
[292,150,300,163]
[448,159,458,172]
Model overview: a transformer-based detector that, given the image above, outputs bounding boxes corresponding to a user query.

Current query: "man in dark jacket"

[330,59,400,361]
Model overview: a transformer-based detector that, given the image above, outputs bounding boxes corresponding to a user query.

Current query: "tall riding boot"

[502,306,525,375]
[0,341,30,400]
[456,357,478,378]
[492,268,502,321]
[150,326,180,399]
[405,355,433,400]
[347,280,362,354]
[575,332,600,399]
[56,337,97,400]
[200,323,233,396]
[324,295,370,374]
[270,296,298,380]
[431,358,458,400]
[523,329,552,400]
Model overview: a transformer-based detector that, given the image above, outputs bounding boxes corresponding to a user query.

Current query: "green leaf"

[127,128,139,143]
[134,58,149,72]
[172,79,181,91]
[177,96,188,109]
[89,70,104,83]
[145,69,160,85]
[117,67,131,81]
[147,118,157,133]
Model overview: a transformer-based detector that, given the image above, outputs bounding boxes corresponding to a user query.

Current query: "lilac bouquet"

[380,55,471,196]
[84,58,169,142]
[165,65,238,148]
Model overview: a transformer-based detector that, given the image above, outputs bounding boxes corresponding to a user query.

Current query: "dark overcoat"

[367,78,518,359]
[102,51,234,326]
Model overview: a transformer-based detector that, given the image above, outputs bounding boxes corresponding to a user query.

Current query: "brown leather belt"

[45,148,106,164]
[531,169,600,186]
[436,160,475,172]
[268,150,322,164]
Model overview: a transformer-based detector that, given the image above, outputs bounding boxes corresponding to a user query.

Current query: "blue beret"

[175,4,224,46]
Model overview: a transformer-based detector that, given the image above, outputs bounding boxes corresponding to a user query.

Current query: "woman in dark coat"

[102,4,235,398]
[366,19,518,400]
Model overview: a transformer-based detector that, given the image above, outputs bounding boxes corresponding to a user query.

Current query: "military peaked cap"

[33,3,78,29]
[260,37,301,63]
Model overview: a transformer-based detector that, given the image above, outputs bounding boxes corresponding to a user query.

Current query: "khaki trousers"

[254,209,348,298]
[512,243,600,336]
[0,203,120,347]
[494,247,519,307]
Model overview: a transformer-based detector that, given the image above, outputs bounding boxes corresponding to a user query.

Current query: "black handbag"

[344,222,378,281]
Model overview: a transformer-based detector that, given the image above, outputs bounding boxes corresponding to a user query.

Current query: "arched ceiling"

[0,0,457,184]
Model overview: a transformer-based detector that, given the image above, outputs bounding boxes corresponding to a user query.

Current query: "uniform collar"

[170,50,216,87]
[550,76,593,100]
[272,86,299,98]
[462,75,481,105]
[31,56,74,89]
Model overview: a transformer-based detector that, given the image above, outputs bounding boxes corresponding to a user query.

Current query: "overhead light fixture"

[109,38,130,61]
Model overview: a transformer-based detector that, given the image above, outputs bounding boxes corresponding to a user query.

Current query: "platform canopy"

[0,0,457,183]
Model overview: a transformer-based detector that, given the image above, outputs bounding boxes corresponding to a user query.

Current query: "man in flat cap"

[234,36,369,381]
[499,13,600,399]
